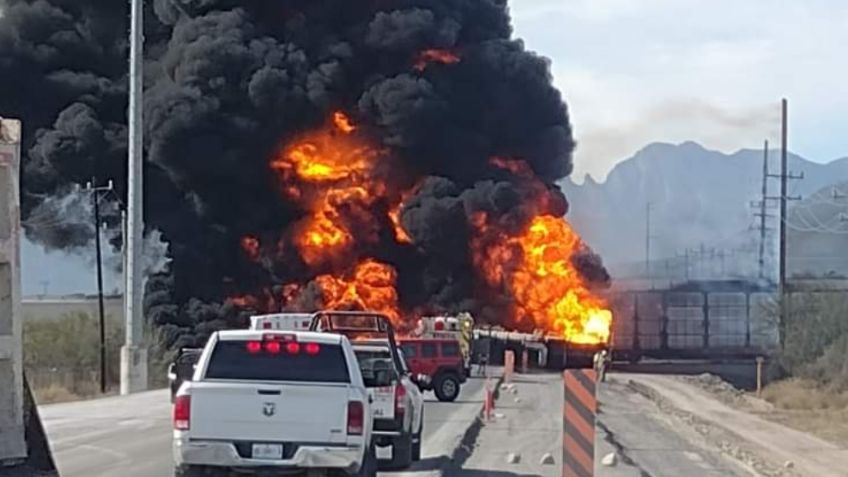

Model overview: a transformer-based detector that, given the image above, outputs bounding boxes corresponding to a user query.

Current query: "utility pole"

[85,178,113,394]
[779,99,788,298]
[765,99,802,347]
[121,0,148,395]
[766,102,803,282]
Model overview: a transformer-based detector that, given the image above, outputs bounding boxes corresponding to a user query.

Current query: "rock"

[506,452,521,464]
[501,384,509,390]
[540,453,555,465]
[784,460,794,469]
[494,412,505,419]
[514,397,521,403]
[511,387,519,395]
[601,452,617,467]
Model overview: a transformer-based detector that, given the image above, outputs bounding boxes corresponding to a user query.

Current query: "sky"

[510,0,848,182]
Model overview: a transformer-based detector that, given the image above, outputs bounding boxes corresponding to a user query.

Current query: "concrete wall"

[0,118,26,462]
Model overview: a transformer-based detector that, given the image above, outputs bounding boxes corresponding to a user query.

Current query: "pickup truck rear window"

[204,341,350,383]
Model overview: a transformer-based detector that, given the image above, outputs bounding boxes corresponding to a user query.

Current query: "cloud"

[511,0,848,181]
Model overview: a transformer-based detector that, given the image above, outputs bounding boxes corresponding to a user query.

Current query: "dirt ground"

[682,374,848,446]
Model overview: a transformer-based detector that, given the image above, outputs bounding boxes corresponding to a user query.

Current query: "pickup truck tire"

[390,433,413,469]
[174,465,222,477]
[433,373,460,402]
[336,444,376,477]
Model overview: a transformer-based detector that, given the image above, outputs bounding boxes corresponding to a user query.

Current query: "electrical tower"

[752,140,776,280]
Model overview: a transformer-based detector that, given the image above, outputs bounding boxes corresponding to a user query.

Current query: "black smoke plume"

[1,0,608,344]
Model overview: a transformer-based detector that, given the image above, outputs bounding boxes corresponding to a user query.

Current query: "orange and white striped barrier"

[563,369,597,477]
[504,350,515,383]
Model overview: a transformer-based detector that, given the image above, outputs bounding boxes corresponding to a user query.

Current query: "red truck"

[397,338,466,402]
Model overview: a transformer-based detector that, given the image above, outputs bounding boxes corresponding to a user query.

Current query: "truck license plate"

[252,443,283,460]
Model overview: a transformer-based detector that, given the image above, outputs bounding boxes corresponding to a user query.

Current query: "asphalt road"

[596,376,749,477]
[40,377,485,477]
[453,372,749,477]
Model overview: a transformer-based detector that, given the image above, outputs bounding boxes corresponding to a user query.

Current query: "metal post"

[778,99,788,347]
[121,0,148,395]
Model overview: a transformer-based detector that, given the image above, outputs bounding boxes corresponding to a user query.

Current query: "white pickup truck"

[172,330,380,477]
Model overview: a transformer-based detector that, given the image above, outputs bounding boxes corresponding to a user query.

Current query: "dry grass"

[32,384,83,405]
[24,312,175,404]
[757,378,848,444]
[761,378,848,410]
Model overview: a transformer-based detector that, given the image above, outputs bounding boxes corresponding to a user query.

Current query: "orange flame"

[414,49,461,71]
[389,183,421,244]
[473,214,612,344]
[333,111,355,133]
[272,111,386,265]
[306,259,401,324]
[240,235,261,261]
[272,113,377,183]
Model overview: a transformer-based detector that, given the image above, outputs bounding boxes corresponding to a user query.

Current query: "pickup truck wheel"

[346,444,376,477]
[390,433,413,469]
[433,374,460,402]
[173,465,208,477]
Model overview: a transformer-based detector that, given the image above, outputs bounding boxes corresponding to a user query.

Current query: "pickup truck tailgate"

[190,382,350,443]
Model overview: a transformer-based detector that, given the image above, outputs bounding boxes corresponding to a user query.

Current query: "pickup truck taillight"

[395,383,407,419]
[174,395,191,431]
[347,401,364,435]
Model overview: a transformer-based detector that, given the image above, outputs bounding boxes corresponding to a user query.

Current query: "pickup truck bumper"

[174,436,363,471]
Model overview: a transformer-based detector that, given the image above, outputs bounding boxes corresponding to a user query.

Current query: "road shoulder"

[628,373,848,477]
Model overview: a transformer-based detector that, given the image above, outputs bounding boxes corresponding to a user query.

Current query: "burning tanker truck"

[5,1,613,357]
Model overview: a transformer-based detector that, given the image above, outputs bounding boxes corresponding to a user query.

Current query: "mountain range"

[560,141,848,281]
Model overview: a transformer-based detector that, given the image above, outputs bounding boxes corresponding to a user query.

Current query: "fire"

[240,235,260,261]
[242,111,608,343]
[265,111,406,322]
[333,111,355,133]
[271,111,387,264]
[473,214,612,344]
[312,259,400,324]
[389,204,412,244]
[389,183,421,244]
[272,113,377,183]
[414,49,461,71]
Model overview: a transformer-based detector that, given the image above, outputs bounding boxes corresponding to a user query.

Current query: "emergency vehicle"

[414,313,474,375]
